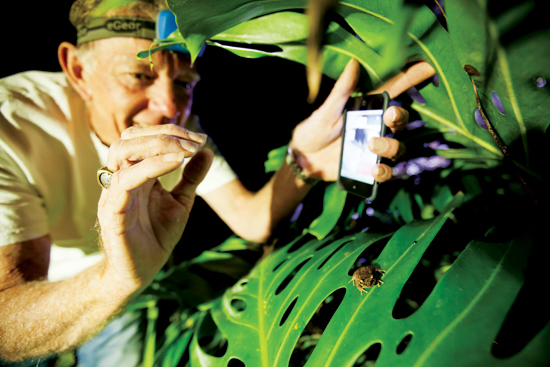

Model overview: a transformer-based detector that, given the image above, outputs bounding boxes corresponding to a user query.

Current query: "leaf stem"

[470,79,507,155]
[434,0,447,20]
[470,78,539,205]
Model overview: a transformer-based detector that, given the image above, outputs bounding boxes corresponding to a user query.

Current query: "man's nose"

[148,78,178,118]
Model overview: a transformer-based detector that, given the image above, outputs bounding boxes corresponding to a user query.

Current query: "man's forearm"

[0,260,136,362]
[208,160,312,244]
[257,159,312,233]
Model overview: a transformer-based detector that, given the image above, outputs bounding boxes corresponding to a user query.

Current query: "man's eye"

[175,80,192,89]
[133,73,154,82]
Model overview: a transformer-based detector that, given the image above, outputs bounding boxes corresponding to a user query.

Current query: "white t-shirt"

[0,71,236,281]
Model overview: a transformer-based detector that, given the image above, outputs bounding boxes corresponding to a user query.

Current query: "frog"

[348,265,386,295]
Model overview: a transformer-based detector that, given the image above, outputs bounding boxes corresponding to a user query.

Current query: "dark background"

[2,2,77,78]
[1,2,333,258]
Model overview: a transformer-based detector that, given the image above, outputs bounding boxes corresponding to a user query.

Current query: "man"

[0,0,434,364]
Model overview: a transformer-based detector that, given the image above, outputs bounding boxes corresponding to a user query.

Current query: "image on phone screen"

[340,109,384,185]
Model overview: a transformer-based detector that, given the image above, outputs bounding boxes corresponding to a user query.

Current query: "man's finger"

[107,134,200,171]
[108,152,188,194]
[120,124,207,146]
[315,58,360,124]
[369,61,436,99]
[368,137,405,161]
[172,149,214,207]
[383,106,409,133]
[372,164,393,182]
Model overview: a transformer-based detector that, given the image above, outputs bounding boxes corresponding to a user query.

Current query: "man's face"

[81,37,200,145]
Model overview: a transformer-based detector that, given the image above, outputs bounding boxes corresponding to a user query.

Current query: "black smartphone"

[337,91,390,201]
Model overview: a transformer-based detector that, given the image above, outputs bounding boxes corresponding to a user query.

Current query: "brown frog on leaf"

[349,265,386,295]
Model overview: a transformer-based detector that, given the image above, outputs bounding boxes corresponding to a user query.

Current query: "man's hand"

[96,125,213,291]
[289,59,436,182]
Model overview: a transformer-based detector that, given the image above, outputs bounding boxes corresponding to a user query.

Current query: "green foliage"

[445,0,550,163]
[264,145,287,173]
[148,190,549,366]
[186,194,461,366]
[165,0,544,165]
[305,183,347,240]
[136,0,550,366]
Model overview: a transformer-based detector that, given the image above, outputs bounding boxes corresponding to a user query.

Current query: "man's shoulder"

[0,71,69,99]
[0,71,83,129]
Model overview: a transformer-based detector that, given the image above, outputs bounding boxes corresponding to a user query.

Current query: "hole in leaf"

[289,288,346,365]
[317,241,349,270]
[392,220,469,319]
[348,237,389,276]
[228,358,245,367]
[353,342,382,366]
[287,234,315,254]
[432,73,439,87]
[492,92,506,114]
[275,258,312,295]
[273,259,287,272]
[406,86,426,104]
[280,297,299,326]
[475,110,489,130]
[197,311,228,357]
[230,298,247,312]
[464,64,481,77]
[239,280,248,287]
[535,77,547,87]
[396,333,413,354]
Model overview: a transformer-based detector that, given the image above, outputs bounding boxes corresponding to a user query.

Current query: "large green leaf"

[213,11,310,44]
[152,3,550,365]
[445,0,550,165]
[185,194,463,366]
[179,194,549,367]
[401,7,501,159]
[210,12,385,87]
[166,0,504,160]
[166,1,501,165]
[166,0,308,62]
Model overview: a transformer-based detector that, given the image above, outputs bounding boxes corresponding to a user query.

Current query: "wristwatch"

[285,147,321,186]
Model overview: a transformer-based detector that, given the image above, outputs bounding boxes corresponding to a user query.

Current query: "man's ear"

[58,42,92,101]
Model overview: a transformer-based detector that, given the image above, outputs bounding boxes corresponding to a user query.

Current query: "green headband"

[76,16,156,45]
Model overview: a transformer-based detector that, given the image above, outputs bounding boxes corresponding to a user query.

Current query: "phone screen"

[340,109,384,185]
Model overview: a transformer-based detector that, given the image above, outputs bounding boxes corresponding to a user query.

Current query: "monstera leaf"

[146,2,550,366]
[184,194,462,366]
[165,0,510,166]
[445,0,550,166]
[166,0,308,62]
[154,192,545,367]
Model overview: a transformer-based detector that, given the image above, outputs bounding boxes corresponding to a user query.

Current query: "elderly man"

[0,0,434,365]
